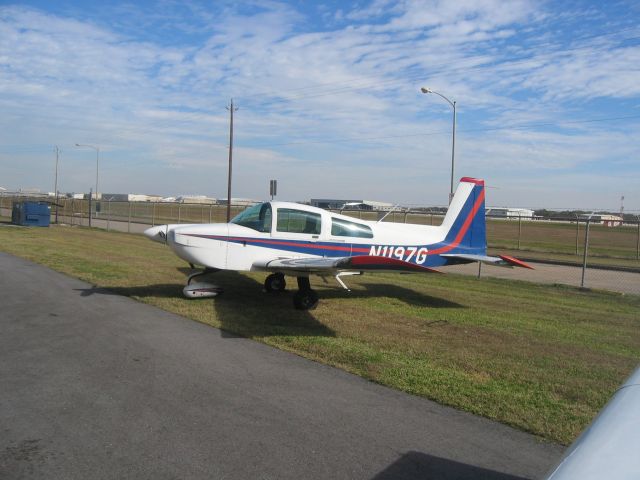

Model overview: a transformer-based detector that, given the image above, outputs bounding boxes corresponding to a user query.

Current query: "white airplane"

[144,177,532,309]
[544,364,640,480]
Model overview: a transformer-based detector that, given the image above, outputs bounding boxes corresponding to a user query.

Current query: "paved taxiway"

[0,252,563,479]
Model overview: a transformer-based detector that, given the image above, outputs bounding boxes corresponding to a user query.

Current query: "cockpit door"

[272,207,323,244]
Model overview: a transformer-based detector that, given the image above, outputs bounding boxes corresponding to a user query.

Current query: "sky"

[1,0,639,210]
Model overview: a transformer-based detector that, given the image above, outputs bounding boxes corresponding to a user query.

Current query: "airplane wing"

[254,255,442,274]
[440,253,534,269]
[544,365,640,480]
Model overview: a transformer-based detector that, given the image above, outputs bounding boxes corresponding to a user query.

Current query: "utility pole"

[54,146,60,224]
[226,98,239,222]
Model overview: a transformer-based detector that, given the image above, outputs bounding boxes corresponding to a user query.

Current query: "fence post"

[178,204,181,223]
[88,190,92,228]
[581,218,592,288]
[107,200,111,232]
[517,214,522,250]
[575,215,580,256]
[209,205,212,223]
[636,216,640,260]
[71,200,74,226]
[152,202,156,227]
[128,202,132,233]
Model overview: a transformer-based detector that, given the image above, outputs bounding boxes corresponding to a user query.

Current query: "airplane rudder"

[467,179,486,251]
[444,177,486,252]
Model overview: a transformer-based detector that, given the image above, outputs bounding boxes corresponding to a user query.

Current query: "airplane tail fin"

[438,177,486,255]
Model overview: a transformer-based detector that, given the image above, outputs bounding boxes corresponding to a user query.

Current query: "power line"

[240,113,640,149]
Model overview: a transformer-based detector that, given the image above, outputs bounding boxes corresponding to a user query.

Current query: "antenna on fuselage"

[377,205,402,223]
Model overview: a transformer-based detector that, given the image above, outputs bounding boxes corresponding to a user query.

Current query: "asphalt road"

[0,252,563,480]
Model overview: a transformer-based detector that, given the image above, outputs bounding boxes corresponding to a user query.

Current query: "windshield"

[230,202,272,232]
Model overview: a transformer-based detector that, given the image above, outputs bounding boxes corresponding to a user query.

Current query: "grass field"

[1,223,638,445]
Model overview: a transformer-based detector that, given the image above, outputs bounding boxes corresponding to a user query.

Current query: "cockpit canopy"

[230,202,373,238]
[230,202,272,232]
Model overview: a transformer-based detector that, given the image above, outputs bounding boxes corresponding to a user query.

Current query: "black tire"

[264,273,286,292]
[293,289,319,310]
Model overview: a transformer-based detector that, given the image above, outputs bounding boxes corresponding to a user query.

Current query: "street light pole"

[53,146,61,224]
[226,99,238,222]
[421,87,456,204]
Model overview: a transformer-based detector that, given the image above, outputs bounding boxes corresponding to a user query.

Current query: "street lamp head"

[420,87,432,94]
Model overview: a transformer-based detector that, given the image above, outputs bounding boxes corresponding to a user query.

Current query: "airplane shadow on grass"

[76,268,463,340]
[198,270,464,339]
[318,282,463,309]
[173,267,464,309]
[74,270,334,339]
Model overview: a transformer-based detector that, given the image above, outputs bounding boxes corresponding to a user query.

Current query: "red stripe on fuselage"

[185,188,483,257]
[188,234,357,252]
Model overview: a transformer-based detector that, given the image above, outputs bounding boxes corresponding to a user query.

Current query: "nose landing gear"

[183,267,223,298]
[264,273,287,292]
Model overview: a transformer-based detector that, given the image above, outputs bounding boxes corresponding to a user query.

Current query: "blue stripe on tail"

[443,179,486,255]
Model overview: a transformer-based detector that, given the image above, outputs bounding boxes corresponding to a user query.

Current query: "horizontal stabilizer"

[498,255,534,269]
[441,253,534,269]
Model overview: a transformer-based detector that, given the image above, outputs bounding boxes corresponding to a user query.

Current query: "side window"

[276,209,322,235]
[331,218,373,238]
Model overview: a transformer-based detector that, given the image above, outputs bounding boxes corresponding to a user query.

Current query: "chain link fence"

[1,195,638,294]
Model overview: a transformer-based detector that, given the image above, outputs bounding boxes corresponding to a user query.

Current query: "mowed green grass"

[1,224,639,445]
[487,220,640,267]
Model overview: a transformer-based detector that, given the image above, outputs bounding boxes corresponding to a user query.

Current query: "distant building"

[130,194,163,202]
[101,193,163,202]
[578,214,623,227]
[311,198,364,209]
[175,195,217,204]
[100,193,162,202]
[217,198,257,207]
[77,193,102,200]
[486,207,534,219]
[311,198,395,211]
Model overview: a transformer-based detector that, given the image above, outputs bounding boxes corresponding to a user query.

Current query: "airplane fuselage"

[145,180,485,273]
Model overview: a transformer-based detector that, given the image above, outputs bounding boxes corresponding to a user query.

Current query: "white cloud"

[0,1,638,210]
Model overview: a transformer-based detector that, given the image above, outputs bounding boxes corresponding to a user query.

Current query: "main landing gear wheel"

[264,273,286,292]
[293,277,319,310]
